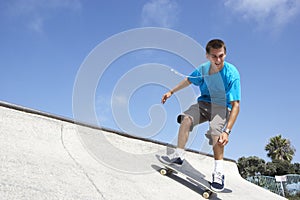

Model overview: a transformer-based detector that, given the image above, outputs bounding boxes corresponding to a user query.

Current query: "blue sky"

[1,0,300,163]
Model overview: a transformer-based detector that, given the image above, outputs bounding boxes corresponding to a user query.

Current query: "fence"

[247,174,300,197]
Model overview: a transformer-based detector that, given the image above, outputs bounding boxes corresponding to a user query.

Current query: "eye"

[209,53,225,59]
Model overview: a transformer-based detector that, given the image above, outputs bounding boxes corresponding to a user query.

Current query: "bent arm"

[226,100,240,130]
[161,78,191,104]
[218,100,240,146]
[170,78,191,94]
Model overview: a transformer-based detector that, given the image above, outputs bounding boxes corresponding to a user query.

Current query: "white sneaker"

[160,151,184,166]
[211,172,225,192]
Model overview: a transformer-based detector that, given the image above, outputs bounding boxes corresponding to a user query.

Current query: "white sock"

[175,148,185,159]
[214,159,224,174]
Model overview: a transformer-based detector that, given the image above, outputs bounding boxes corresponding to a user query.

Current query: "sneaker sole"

[210,186,224,193]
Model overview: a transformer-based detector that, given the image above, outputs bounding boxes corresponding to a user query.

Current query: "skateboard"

[158,156,219,199]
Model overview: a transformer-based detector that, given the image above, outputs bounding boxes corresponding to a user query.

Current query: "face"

[206,47,226,71]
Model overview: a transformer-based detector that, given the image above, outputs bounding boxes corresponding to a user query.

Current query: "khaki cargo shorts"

[177,101,230,145]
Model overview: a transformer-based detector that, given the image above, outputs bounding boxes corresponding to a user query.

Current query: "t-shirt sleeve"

[227,77,241,102]
[187,67,203,86]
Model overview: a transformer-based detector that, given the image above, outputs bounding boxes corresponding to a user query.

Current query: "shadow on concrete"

[152,164,221,199]
[153,155,233,199]
[187,177,233,194]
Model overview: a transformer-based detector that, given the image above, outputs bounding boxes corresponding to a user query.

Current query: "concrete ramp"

[0,102,286,199]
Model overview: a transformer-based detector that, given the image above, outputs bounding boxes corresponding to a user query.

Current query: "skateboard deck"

[158,155,219,199]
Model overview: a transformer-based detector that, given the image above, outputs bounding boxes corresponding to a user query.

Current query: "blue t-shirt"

[188,61,241,109]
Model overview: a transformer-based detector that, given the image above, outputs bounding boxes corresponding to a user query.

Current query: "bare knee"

[177,115,193,148]
[212,136,224,159]
[181,115,193,127]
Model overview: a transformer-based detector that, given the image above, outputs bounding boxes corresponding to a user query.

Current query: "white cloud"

[141,0,180,28]
[224,0,300,31]
[4,0,81,33]
[28,16,44,33]
[113,95,128,106]
[95,95,112,124]
[95,94,128,123]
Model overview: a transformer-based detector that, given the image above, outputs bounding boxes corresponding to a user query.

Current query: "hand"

[161,91,173,104]
[218,132,229,146]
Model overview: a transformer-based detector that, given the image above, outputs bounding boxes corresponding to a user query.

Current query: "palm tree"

[265,134,296,162]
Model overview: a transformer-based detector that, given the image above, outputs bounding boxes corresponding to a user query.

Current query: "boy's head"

[206,39,226,54]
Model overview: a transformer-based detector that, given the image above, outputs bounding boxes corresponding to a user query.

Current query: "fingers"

[161,92,171,104]
[161,94,167,104]
[218,133,229,146]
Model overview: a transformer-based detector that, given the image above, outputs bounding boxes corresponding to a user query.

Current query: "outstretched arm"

[161,78,191,104]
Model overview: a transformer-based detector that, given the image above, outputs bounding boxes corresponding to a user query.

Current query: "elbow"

[231,101,240,111]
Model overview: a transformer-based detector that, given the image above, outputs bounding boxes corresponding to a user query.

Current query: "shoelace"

[214,172,223,184]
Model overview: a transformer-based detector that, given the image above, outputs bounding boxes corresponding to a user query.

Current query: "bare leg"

[177,116,192,149]
[212,135,224,160]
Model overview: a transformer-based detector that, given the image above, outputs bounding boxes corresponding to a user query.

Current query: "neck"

[209,64,223,75]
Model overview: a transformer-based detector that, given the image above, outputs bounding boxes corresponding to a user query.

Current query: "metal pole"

[280,181,285,197]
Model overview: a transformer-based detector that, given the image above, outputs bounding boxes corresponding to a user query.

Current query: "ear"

[206,53,209,59]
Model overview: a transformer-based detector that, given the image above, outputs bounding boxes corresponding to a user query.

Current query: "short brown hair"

[206,39,226,54]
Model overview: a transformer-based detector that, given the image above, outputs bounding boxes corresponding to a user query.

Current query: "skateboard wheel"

[160,168,173,175]
[160,168,168,176]
[202,190,212,199]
